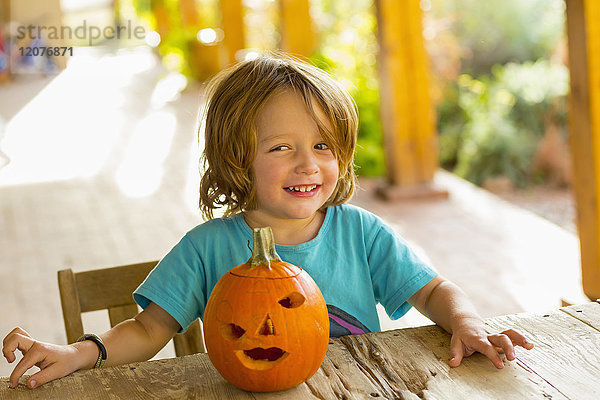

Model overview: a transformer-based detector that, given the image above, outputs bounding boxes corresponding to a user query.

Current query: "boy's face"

[250,90,339,223]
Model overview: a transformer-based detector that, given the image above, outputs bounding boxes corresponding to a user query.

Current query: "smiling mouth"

[236,347,289,370]
[284,184,320,193]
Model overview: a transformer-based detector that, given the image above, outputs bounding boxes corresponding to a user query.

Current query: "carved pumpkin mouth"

[236,347,289,370]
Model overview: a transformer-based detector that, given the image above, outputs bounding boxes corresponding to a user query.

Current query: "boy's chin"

[289,208,326,221]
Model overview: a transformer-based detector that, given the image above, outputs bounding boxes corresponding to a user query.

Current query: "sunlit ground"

[0,47,197,202]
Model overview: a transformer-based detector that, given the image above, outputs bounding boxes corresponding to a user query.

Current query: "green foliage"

[131,0,152,16]
[430,0,568,187]
[439,60,568,186]
[430,0,566,75]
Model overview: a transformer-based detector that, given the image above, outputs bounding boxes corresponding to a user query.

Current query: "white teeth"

[286,185,317,192]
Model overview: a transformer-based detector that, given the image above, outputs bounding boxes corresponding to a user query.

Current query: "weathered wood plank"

[251,383,324,400]
[485,304,600,400]
[341,326,567,400]
[3,305,598,399]
[305,339,392,399]
[560,302,600,331]
[0,355,252,400]
[261,323,574,400]
[253,338,398,399]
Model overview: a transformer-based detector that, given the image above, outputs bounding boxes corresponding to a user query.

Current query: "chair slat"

[57,269,85,344]
[108,304,140,327]
[57,261,205,356]
[75,261,156,312]
[174,319,206,355]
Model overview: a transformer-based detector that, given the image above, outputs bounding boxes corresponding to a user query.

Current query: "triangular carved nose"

[258,314,275,335]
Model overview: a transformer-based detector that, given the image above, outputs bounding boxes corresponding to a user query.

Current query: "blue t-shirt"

[133,204,437,337]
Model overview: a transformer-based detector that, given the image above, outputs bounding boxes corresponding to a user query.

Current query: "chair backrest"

[57,261,205,356]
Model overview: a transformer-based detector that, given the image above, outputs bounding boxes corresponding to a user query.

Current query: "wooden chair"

[57,260,205,356]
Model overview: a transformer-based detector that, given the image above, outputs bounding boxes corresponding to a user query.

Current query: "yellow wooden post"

[0,0,10,82]
[566,0,600,300]
[151,0,170,40]
[279,0,316,58]
[180,0,200,28]
[374,0,446,200]
[220,0,245,65]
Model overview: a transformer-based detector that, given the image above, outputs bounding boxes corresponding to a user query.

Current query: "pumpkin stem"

[249,227,282,268]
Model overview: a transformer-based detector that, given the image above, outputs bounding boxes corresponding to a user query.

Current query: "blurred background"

[0,0,589,378]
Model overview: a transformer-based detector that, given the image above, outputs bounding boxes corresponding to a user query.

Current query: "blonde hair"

[199,53,358,220]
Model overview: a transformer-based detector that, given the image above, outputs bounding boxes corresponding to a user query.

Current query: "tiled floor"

[0,47,588,378]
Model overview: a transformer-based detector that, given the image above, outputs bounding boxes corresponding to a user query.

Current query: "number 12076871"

[19,47,73,57]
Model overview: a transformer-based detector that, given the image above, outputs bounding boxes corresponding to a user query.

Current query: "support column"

[0,0,10,82]
[180,0,200,28]
[279,0,315,58]
[374,0,447,200]
[151,0,170,40]
[220,0,244,65]
[566,0,600,300]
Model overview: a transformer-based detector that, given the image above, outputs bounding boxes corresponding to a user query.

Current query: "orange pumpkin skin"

[203,228,329,392]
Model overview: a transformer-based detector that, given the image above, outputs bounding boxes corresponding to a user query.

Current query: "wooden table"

[2,302,600,399]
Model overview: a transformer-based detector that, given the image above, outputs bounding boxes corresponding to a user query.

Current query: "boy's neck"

[242,210,326,246]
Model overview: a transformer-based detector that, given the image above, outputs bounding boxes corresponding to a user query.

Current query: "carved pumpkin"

[203,227,330,392]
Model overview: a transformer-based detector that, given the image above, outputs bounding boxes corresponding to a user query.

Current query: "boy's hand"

[2,327,93,389]
[449,317,534,369]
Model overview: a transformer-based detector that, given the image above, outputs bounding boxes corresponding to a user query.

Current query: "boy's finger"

[2,327,32,353]
[476,342,505,369]
[3,327,31,344]
[501,329,534,349]
[28,363,64,389]
[488,334,515,360]
[3,333,35,363]
[449,336,464,367]
[2,345,15,363]
[9,347,44,388]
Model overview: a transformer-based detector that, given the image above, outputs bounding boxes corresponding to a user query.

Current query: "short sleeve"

[133,234,207,333]
[368,222,437,320]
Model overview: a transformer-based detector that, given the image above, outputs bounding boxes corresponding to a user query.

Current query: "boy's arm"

[3,302,180,389]
[101,302,181,366]
[408,276,534,368]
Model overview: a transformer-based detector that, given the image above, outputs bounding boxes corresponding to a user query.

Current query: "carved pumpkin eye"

[278,292,305,308]
[220,323,246,340]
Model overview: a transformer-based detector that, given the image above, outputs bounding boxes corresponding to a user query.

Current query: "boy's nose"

[294,153,319,175]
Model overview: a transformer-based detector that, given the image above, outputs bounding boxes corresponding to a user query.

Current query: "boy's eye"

[315,143,329,150]
[270,145,290,151]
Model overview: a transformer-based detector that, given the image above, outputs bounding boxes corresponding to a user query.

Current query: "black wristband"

[76,333,107,368]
